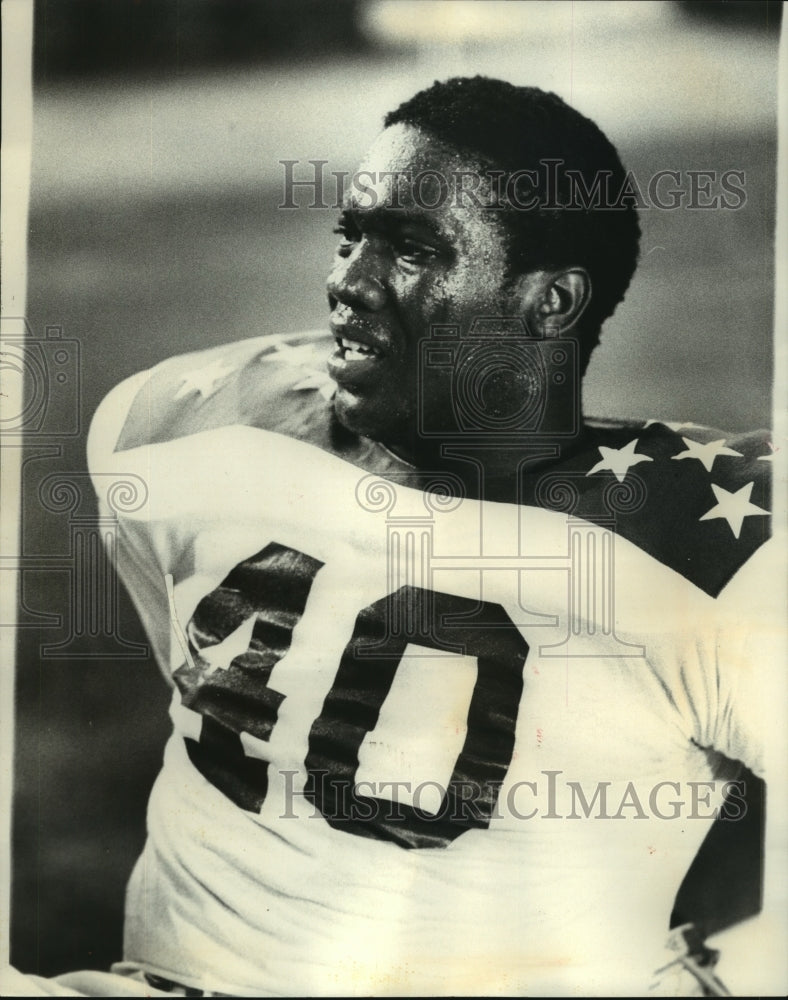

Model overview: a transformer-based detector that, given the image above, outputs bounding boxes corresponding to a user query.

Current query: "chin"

[332,388,409,446]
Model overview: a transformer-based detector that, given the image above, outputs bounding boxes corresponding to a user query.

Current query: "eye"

[394,236,438,264]
[333,217,359,255]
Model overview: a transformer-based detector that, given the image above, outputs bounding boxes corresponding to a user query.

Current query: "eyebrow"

[341,202,445,238]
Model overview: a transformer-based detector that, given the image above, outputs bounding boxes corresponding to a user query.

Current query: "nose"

[326,240,387,312]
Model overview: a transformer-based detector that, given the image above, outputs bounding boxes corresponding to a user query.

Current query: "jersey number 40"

[174,542,529,849]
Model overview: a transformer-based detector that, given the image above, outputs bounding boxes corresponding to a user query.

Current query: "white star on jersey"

[174,359,235,401]
[671,437,743,473]
[586,439,653,483]
[260,340,336,399]
[699,482,769,539]
[259,340,325,367]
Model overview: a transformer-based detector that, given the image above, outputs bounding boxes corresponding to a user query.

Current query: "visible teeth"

[340,337,378,359]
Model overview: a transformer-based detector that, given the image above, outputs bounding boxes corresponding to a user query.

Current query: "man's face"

[326,124,536,457]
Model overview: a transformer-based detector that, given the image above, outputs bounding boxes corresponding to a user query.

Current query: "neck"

[384,424,590,502]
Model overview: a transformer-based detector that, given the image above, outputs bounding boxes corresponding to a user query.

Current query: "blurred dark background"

[33,0,369,80]
[13,0,779,977]
[31,0,783,81]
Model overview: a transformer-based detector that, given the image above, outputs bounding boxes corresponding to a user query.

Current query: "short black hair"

[385,76,641,366]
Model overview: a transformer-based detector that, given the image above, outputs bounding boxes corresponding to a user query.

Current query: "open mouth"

[335,336,383,361]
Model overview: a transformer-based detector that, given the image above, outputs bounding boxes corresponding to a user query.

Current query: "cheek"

[431,275,498,332]
[395,278,454,334]
[429,270,483,317]
[451,229,513,311]
[396,264,509,339]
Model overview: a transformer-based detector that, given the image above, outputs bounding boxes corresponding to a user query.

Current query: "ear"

[513,268,592,337]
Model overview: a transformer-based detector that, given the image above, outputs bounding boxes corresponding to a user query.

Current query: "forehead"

[347,123,508,250]
[359,122,483,177]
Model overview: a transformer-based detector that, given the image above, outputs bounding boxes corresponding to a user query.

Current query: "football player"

[15,76,777,997]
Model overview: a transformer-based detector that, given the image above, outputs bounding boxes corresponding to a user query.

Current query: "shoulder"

[88,330,335,462]
[558,416,773,597]
[583,415,773,481]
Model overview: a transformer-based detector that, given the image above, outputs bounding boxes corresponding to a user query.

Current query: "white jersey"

[88,331,775,996]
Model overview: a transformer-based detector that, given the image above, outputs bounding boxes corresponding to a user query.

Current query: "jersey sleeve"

[87,365,174,673]
[85,330,336,677]
[86,367,153,475]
